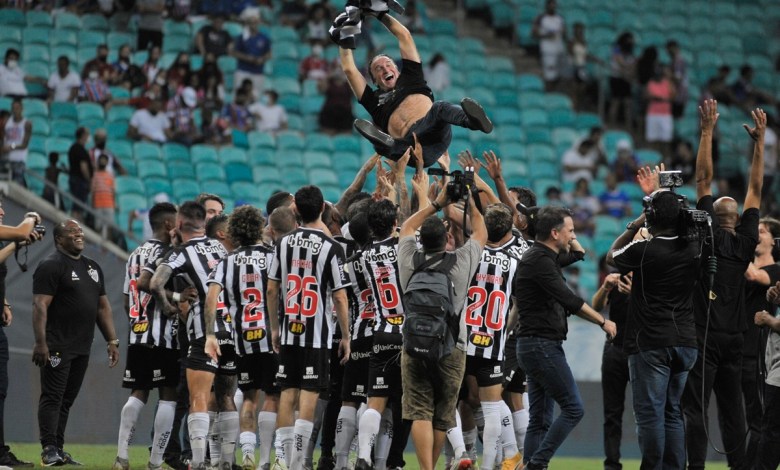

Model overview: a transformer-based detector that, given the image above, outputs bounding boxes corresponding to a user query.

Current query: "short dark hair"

[294,185,324,223]
[348,211,371,246]
[269,206,298,238]
[344,193,372,220]
[75,127,89,140]
[228,205,265,247]
[57,55,70,64]
[4,48,19,61]
[196,193,225,210]
[368,199,397,239]
[484,203,513,242]
[148,202,177,231]
[178,200,206,232]
[206,213,228,239]
[419,216,447,252]
[534,206,572,241]
[761,217,780,239]
[266,190,294,216]
[644,190,681,231]
[508,186,537,207]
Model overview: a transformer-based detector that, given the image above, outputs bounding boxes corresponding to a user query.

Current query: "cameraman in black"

[682,101,765,470]
[607,167,701,470]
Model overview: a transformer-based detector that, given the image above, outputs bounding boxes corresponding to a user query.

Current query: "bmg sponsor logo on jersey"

[233,253,268,268]
[288,233,323,254]
[480,250,512,272]
[195,244,226,256]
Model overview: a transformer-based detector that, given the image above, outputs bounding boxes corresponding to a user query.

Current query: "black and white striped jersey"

[360,236,405,336]
[269,227,349,349]
[340,238,375,341]
[124,239,178,349]
[463,245,519,360]
[161,236,228,342]
[207,244,274,356]
[500,230,531,260]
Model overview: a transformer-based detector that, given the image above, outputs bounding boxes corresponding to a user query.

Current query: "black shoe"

[354,119,395,149]
[40,446,63,467]
[316,455,335,470]
[354,458,373,470]
[0,448,34,467]
[58,449,82,466]
[525,462,548,470]
[461,97,493,134]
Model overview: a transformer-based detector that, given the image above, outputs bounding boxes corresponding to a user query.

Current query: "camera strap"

[14,243,28,273]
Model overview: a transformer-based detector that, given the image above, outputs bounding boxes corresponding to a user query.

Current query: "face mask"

[99,55,108,62]
[260,95,270,105]
[6,60,17,69]
[89,71,99,80]
[95,140,106,150]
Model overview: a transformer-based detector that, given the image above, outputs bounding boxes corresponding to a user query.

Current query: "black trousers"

[757,383,780,470]
[601,342,629,470]
[742,355,762,469]
[0,328,7,449]
[683,331,747,470]
[137,29,163,51]
[38,352,90,449]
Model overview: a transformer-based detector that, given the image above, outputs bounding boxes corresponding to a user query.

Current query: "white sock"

[306,399,327,467]
[188,412,210,465]
[358,408,382,463]
[291,419,314,469]
[447,409,466,457]
[480,401,502,470]
[335,406,357,468]
[500,402,519,458]
[117,396,144,460]
[512,409,529,453]
[208,410,220,463]
[463,427,478,455]
[150,400,176,466]
[277,426,293,466]
[374,408,393,470]
[240,431,256,458]
[218,411,239,465]
[258,411,277,467]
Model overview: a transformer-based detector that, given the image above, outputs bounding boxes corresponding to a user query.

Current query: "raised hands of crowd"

[742,107,767,142]
[636,163,665,195]
[699,99,719,133]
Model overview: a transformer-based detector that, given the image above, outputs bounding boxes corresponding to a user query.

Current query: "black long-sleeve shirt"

[514,243,585,341]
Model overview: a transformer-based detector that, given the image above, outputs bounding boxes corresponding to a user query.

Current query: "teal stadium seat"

[81,14,109,31]
[163,34,191,55]
[225,162,253,183]
[50,102,78,121]
[23,99,49,118]
[303,151,332,170]
[248,148,275,166]
[195,162,226,183]
[190,145,219,163]
[55,11,81,30]
[277,132,305,151]
[219,147,247,163]
[168,162,195,180]
[77,102,105,121]
[50,119,78,139]
[0,9,26,27]
[248,131,275,149]
[134,142,162,161]
[116,176,145,196]
[306,134,334,152]
[333,135,361,154]
[23,27,50,46]
[172,179,201,200]
[29,117,50,136]
[252,165,282,185]
[308,168,339,187]
[231,182,258,200]
[145,178,173,198]
[137,160,167,179]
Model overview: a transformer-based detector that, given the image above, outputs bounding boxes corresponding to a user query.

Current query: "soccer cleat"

[259,464,270,470]
[354,119,395,149]
[58,449,82,466]
[461,98,494,134]
[269,458,288,470]
[449,451,473,470]
[241,453,255,470]
[40,446,63,467]
[188,463,208,470]
[112,456,130,470]
[146,463,163,470]
[316,455,335,470]
[0,449,33,468]
[501,452,523,470]
[354,458,372,470]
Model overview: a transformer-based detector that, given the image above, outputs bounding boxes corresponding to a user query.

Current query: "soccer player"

[150,201,231,470]
[205,206,279,470]
[267,185,351,469]
[114,202,192,470]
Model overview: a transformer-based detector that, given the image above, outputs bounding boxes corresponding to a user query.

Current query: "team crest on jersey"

[88,266,99,283]
[132,321,149,333]
[386,314,404,326]
[469,332,495,348]
[243,328,266,342]
[49,355,61,368]
[288,321,306,335]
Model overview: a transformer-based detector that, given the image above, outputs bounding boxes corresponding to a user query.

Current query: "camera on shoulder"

[427,167,475,202]
[646,171,710,242]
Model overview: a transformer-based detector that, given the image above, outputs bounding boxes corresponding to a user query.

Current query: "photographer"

[682,101,765,470]
[607,167,701,469]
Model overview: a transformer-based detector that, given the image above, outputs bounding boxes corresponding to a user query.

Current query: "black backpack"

[402,251,458,363]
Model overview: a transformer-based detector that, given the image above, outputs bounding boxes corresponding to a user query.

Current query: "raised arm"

[335,153,381,215]
[379,14,420,62]
[339,48,367,100]
[695,99,719,199]
[743,108,766,210]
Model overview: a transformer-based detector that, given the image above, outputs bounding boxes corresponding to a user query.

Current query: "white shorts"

[646,114,673,142]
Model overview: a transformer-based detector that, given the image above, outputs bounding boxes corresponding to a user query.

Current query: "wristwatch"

[107,339,120,347]
[626,221,639,231]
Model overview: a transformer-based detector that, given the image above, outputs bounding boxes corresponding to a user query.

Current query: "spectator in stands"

[43,152,67,209]
[635,46,658,90]
[195,15,233,57]
[219,89,253,134]
[230,8,272,98]
[666,139,695,185]
[760,113,778,213]
[136,0,165,50]
[645,64,675,157]
[248,90,288,134]
[127,192,170,240]
[280,0,308,29]
[142,45,163,85]
[608,32,636,130]
[47,56,81,103]
[91,154,116,239]
[399,0,425,34]
[532,0,567,90]
[299,44,329,82]
[705,65,736,106]
[318,70,353,135]
[305,3,330,46]
[610,139,639,183]
[196,53,225,111]
[200,107,230,145]
[1,99,32,187]
[128,99,172,143]
[166,52,193,92]
[0,49,35,98]
[90,129,128,176]
[82,45,114,82]
[732,65,777,111]
[424,53,450,93]
[598,173,631,218]
[562,139,598,182]
[568,22,604,111]
[563,177,600,236]
[167,87,201,145]
[666,40,688,118]
[68,127,93,222]
[79,63,113,106]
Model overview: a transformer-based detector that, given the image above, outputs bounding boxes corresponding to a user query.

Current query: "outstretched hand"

[742,108,767,142]
[457,150,482,174]
[636,163,665,195]
[699,99,719,133]
[482,150,503,181]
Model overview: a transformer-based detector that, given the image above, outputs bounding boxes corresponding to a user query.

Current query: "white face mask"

[89,71,99,80]
[6,60,17,69]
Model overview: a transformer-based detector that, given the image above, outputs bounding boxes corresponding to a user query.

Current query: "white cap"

[616,139,632,151]
[181,87,197,108]
[153,192,170,203]
[240,7,261,21]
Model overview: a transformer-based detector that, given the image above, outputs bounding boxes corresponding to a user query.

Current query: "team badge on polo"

[88,266,99,283]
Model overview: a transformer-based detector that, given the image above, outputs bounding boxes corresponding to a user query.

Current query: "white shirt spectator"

[425,60,451,92]
[0,63,27,96]
[249,102,288,133]
[562,146,597,182]
[764,126,778,174]
[130,108,171,143]
[48,71,81,102]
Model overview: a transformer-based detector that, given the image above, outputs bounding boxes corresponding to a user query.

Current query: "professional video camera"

[427,167,475,202]
[648,171,711,242]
